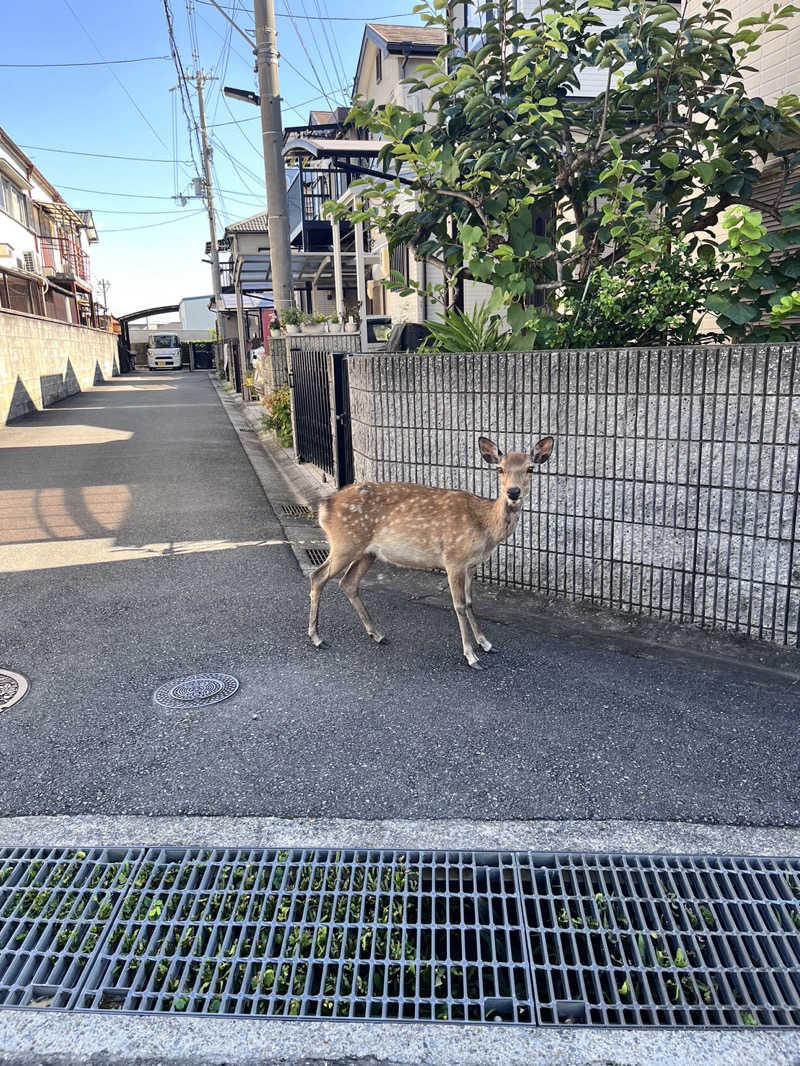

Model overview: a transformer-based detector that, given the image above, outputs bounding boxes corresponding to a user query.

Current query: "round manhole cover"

[0,670,29,712]
[153,673,239,710]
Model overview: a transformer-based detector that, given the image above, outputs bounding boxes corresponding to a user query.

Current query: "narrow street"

[0,371,798,826]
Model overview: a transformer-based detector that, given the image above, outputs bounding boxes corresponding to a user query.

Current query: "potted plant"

[344,310,359,334]
[282,307,305,335]
[328,311,341,334]
[304,312,327,334]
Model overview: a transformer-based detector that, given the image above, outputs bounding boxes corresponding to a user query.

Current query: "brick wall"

[0,310,118,426]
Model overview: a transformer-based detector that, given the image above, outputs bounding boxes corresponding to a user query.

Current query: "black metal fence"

[287,348,356,488]
[347,344,800,646]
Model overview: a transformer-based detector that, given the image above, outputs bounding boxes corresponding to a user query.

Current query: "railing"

[38,234,90,283]
[347,344,800,647]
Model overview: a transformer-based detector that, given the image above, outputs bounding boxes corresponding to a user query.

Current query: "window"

[0,177,32,228]
[375,49,383,83]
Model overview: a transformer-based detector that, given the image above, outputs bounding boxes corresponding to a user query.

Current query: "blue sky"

[1,0,420,316]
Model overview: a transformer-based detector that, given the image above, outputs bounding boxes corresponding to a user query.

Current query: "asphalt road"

[0,371,798,826]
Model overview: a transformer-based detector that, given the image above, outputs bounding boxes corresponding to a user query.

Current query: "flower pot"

[301,323,317,334]
[344,322,358,334]
[285,324,300,335]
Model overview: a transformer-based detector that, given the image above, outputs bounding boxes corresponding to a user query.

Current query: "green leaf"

[661,152,679,170]
[706,294,759,324]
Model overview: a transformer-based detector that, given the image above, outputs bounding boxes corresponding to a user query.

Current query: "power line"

[61,0,177,159]
[196,1,417,20]
[0,55,170,68]
[100,209,207,233]
[55,182,264,200]
[19,144,192,164]
[281,1,339,113]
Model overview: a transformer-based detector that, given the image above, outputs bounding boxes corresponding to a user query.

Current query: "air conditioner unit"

[22,251,43,275]
[0,243,13,260]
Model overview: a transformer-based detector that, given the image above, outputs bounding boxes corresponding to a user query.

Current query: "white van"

[147,333,182,371]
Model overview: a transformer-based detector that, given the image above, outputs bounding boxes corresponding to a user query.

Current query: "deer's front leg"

[464,566,492,652]
[446,565,482,669]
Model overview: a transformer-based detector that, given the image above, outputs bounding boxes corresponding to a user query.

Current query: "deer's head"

[479,435,554,509]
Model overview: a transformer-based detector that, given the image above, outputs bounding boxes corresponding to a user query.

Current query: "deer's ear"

[532,436,554,464]
[478,436,503,465]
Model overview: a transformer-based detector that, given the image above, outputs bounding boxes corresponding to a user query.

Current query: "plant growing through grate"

[518,852,800,1028]
[0,848,146,1008]
[77,848,533,1021]
[281,504,314,519]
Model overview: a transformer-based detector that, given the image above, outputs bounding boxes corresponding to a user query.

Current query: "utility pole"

[253,0,293,317]
[194,70,226,370]
[96,278,110,325]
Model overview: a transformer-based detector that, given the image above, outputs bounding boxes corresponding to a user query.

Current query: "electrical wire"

[61,0,177,159]
[163,0,204,172]
[0,55,170,68]
[99,209,207,233]
[56,182,264,200]
[281,1,339,113]
[19,145,193,163]
[313,0,350,103]
[195,1,417,20]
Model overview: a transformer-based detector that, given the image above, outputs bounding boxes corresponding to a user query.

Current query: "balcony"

[38,234,91,285]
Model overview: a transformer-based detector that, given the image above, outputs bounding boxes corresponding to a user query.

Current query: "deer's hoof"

[371,632,386,645]
[309,633,325,648]
[465,654,484,670]
[477,637,493,652]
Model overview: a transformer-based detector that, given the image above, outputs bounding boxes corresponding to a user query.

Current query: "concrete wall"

[0,309,118,425]
[348,344,800,646]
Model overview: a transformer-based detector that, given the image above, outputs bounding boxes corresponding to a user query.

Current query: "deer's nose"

[507,487,521,501]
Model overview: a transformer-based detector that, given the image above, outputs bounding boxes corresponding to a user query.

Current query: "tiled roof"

[367,24,446,46]
[227,212,269,233]
[309,110,335,124]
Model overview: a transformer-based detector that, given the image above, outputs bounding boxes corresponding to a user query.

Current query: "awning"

[238,248,379,287]
[34,199,86,229]
[283,137,387,162]
[212,292,274,312]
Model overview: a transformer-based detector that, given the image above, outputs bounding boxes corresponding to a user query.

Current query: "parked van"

[147,334,182,371]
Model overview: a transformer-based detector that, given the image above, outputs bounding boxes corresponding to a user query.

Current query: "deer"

[308,434,554,668]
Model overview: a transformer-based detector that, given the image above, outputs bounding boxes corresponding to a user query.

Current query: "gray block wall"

[1,311,119,425]
[348,345,800,646]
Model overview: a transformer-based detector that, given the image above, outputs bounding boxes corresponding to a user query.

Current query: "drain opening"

[0,848,147,1009]
[153,674,239,710]
[519,852,800,1028]
[0,670,28,712]
[305,548,329,567]
[281,504,314,519]
[0,848,797,1027]
[76,848,532,1022]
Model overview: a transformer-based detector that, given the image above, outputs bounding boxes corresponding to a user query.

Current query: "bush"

[262,387,293,448]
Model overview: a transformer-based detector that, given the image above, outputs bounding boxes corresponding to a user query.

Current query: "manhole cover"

[153,674,239,710]
[0,670,28,711]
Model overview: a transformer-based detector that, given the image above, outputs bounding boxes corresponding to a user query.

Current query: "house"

[0,126,100,327]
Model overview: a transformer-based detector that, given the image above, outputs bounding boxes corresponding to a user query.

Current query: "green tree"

[329,0,800,342]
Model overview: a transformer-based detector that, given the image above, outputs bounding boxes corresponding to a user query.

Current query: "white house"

[0,125,99,326]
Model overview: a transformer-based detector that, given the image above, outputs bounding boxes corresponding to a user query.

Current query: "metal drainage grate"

[0,670,28,712]
[153,674,239,710]
[0,848,797,1028]
[305,548,329,567]
[0,848,146,1008]
[281,504,314,519]
[519,852,800,1028]
[76,849,532,1021]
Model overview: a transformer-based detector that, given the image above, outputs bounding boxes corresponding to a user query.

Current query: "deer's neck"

[488,495,521,547]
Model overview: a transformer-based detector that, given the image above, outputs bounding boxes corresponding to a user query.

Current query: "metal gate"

[287,349,355,488]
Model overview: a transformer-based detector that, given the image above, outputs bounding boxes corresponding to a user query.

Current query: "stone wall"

[0,310,118,425]
[348,344,800,646]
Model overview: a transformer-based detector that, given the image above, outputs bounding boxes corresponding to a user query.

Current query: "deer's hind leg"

[339,552,384,644]
[308,547,361,648]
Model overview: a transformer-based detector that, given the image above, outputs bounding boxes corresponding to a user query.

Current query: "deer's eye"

[527,466,535,473]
